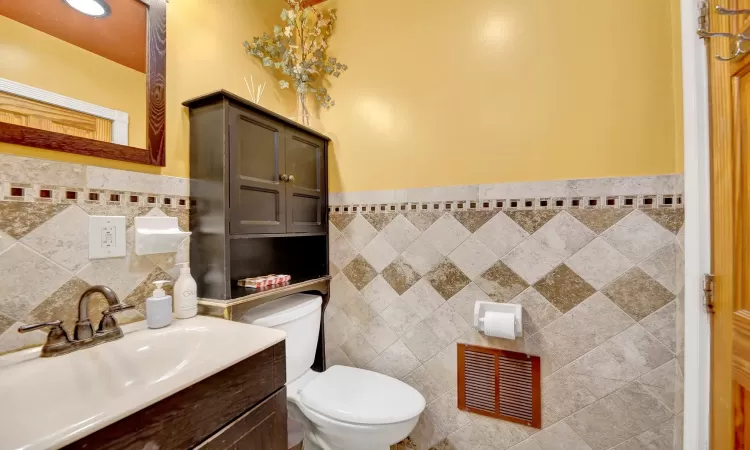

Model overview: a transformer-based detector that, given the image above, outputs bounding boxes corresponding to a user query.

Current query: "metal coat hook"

[716,6,750,15]
[716,38,748,61]
[696,3,750,61]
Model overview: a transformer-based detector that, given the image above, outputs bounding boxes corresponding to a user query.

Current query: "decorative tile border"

[0,182,190,210]
[329,193,682,215]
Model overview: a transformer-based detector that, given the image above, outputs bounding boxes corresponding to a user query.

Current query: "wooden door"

[708,1,750,447]
[284,129,326,234]
[228,105,287,235]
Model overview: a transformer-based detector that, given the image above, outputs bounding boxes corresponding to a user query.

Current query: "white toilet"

[241,293,425,450]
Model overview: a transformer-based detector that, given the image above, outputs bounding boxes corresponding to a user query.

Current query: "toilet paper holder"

[473,301,523,338]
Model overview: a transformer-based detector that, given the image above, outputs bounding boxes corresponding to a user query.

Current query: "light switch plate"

[89,216,126,259]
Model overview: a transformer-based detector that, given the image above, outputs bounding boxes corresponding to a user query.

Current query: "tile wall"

[326,175,685,450]
[0,154,190,354]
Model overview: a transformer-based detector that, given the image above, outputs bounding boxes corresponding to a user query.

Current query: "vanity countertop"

[0,316,286,450]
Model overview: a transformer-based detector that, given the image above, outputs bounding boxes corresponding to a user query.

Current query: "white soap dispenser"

[174,262,198,319]
[146,280,173,329]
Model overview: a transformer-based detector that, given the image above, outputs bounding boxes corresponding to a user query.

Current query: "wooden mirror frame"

[0,0,167,166]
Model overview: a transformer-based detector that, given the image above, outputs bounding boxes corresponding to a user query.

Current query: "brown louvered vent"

[457,343,541,429]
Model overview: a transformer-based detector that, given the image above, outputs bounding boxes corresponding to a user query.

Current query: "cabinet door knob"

[280,174,289,182]
[288,175,295,183]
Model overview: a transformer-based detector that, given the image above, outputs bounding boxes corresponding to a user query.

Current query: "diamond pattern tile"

[382,214,422,252]
[505,210,559,234]
[329,213,356,232]
[401,279,446,320]
[329,234,358,268]
[534,264,597,313]
[475,260,529,302]
[502,237,565,285]
[425,259,472,300]
[0,202,69,239]
[422,213,472,255]
[568,209,631,234]
[342,214,378,251]
[447,282,493,324]
[21,205,90,273]
[534,293,634,365]
[361,274,400,313]
[25,277,91,336]
[362,211,397,231]
[0,244,72,320]
[511,287,563,335]
[532,211,596,260]
[474,211,529,259]
[602,267,675,321]
[638,241,680,294]
[342,255,378,290]
[642,209,684,234]
[452,210,498,233]
[402,235,444,276]
[382,257,421,295]
[423,303,470,343]
[327,186,683,448]
[361,234,399,273]
[566,238,634,290]
[601,210,675,264]
[448,236,498,280]
[403,210,442,232]
[566,324,673,398]
[77,250,156,300]
[0,229,16,255]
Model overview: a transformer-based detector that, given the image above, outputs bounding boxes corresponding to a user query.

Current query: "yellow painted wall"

[320,0,684,192]
[0,0,683,188]
[0,16,146,148]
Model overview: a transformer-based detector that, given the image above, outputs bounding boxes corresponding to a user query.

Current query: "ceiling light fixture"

[62,0,111,18]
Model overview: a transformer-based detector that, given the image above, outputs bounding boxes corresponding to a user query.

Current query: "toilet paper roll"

[482,311,516,339]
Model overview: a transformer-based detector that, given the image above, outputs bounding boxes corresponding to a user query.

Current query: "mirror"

[0,0,166,166]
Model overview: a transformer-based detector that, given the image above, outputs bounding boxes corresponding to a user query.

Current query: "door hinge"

[698,1,710,39]
[703,273,715,313]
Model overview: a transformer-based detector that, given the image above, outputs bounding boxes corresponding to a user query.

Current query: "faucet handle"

[105,303,135,314]
[18,320,64,333]
[18,320,73,357]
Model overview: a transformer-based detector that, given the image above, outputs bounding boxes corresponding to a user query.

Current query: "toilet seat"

[295,366,425,426]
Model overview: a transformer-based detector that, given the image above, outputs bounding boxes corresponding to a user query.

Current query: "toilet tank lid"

[239,293,322,327]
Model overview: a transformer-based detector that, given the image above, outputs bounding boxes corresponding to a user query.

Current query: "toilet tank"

[239,293,322,383]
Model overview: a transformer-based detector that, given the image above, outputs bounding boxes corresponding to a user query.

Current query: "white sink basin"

[0,316,286,450]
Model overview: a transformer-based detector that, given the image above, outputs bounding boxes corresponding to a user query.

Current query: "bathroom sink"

[0,315,286,450]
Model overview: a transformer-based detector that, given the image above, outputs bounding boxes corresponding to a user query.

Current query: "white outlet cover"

[89,216,127,259]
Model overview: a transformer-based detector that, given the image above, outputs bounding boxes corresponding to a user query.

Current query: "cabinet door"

[229,106,286,235]
[197,388,287,450]
[285,129,326,234]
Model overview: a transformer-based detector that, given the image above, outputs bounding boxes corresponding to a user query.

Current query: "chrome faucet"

[18,285,135,357]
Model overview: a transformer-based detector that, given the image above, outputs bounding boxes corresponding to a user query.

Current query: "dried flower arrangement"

[244,0,348,125]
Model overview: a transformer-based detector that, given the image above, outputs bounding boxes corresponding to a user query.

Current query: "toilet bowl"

[241,293,425,450]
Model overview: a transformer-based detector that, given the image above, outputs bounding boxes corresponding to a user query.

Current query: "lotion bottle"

[146,280,173,329]
[174,262,198,319]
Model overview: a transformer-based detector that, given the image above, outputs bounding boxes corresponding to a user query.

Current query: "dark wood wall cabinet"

[184,91,330,301]
[65,342,287,450]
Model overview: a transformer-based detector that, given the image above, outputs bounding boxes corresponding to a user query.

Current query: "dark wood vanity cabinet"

[66,342,287,450]
[184,91,331,301]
